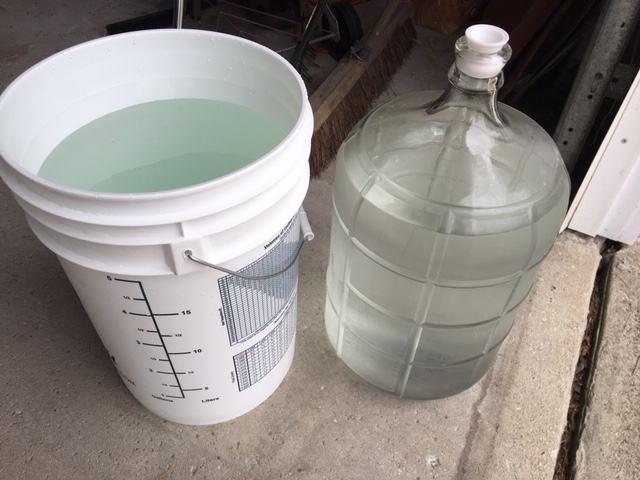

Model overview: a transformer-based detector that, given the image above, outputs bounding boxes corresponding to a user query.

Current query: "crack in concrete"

[455,368,494,479]
[553,241,619,479]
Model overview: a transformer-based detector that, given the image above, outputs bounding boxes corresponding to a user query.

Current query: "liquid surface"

[38,99,286,193]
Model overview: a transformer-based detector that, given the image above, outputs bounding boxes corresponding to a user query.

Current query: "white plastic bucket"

[0,29,313,425]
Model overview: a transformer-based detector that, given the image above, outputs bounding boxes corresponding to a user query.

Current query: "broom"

[308,0,416,176]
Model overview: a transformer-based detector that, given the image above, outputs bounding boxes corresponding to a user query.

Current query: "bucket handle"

[183,207,314,281]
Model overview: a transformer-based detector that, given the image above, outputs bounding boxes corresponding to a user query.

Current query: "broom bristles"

[310,19,417,176]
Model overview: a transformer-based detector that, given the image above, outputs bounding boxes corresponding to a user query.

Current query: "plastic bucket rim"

[0,28,310,202]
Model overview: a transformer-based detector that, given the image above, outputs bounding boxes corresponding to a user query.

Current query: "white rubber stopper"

[456,24,510,78]
[465,24,509,54]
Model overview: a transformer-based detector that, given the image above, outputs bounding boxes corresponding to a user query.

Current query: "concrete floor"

[1,1,639,479]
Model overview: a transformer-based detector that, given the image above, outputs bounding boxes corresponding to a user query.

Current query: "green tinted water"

[38,99,286,193]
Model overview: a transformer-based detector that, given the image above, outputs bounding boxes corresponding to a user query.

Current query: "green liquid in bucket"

[38,99,287,193]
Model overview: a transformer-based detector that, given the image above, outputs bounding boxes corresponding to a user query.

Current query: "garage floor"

[1,1,639,479]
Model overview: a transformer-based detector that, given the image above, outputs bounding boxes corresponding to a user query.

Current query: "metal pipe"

[553,0,640,172]
[174,0,186,28]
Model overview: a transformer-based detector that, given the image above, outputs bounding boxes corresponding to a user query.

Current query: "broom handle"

[309,0,412,130]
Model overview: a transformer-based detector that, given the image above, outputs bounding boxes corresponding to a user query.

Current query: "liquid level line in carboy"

[114,277,203,399]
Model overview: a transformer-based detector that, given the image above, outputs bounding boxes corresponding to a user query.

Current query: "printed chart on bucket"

[220,215,299,392]
[103,214,301,409]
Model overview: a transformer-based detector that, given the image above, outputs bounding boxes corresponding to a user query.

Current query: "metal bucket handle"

[184,206,314,280]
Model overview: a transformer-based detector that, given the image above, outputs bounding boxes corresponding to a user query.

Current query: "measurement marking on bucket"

[111,277,204,401]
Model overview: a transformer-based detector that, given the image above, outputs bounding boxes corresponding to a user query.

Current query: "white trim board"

[564,68,640,245]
